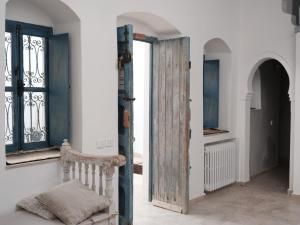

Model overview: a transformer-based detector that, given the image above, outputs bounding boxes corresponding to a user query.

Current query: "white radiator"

[204,141,236,192]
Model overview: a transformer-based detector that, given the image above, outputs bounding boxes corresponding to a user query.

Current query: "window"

[203,59,219,129]
[5,20,70,154]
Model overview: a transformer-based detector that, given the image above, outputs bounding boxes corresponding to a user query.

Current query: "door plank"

[152,42,160,201]
[181,38,190,214]
[158,40,166,201]
[172,40,180,204]
[165,40,174,203]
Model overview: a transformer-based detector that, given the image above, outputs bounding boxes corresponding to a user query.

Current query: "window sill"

[203,128,229,136]
[6,148,61,168]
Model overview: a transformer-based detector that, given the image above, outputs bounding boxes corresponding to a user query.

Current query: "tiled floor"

[133,167,300,225]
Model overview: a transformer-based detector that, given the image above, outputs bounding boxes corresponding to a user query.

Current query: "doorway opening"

[249,59,290,192]
[117,16,190,224]
[132,39,152,214]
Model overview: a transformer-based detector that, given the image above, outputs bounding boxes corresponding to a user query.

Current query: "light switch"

[96,139,114,149]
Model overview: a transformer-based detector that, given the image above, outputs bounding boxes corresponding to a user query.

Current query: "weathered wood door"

[117,25,134,225]
[151,37,191,214]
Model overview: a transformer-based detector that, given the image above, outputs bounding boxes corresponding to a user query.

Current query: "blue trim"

[6,20,53,37]
[134,34,158,44]
[5,20,53,153]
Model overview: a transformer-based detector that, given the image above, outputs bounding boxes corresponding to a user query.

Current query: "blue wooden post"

[117,25,134,225]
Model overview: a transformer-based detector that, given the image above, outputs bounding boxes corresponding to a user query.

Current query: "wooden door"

[151,37,190,214]
[117,25,134,225]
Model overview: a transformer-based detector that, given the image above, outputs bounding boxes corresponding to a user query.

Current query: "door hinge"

[189,129,192,139]
[189,61,191,69]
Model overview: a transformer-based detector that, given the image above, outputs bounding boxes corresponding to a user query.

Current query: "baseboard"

[189,193,206,205]
[290,193,300,199]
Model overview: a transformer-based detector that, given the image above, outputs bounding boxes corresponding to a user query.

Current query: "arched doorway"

[116,12,190,225]
[249,59,290,191]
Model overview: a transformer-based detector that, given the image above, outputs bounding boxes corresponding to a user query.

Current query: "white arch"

[203,37,232,53]
[5,0,80,25]
[117,11,181,37]
[246,52,293,98]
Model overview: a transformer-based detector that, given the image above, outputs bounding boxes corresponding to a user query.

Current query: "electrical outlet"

[96,139,114,149]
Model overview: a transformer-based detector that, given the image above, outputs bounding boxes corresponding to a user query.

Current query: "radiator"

[204,141,236,192]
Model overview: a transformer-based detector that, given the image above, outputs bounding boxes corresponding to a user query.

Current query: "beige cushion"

[16,195,56,220]
[37,180,110,225]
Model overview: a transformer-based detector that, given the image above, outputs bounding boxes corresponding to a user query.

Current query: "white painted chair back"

[60,139,126,207]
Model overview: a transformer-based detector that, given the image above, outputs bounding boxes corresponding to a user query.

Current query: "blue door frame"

[118,26,158,225]
[118,25,134,225]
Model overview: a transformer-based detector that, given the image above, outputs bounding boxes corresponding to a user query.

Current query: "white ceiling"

[119,12,180,36]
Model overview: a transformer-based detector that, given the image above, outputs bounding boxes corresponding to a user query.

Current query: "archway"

[245,57,292,193]
[116,12,190,225]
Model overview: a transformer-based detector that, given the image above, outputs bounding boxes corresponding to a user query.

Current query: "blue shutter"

[49,33,70,146]
[203,60,219,128]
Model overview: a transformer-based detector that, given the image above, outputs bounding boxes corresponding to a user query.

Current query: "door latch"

[123,96,136,102]
[17,79,24,97]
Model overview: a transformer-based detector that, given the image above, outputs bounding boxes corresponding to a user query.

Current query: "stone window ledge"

[6,148,61,168]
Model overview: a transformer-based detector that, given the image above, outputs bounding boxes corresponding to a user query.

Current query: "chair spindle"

[85,163,89,187]
[91,164,96,191]
[99,166,103,195]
